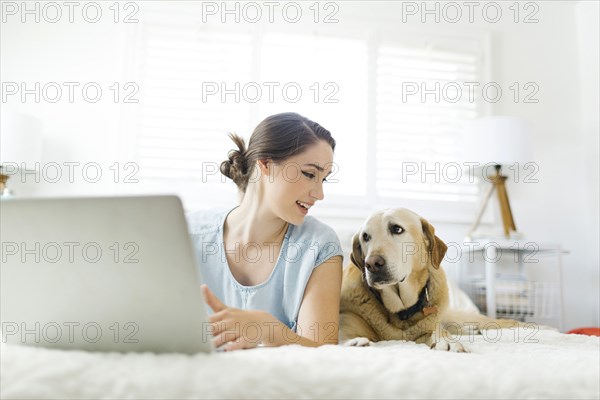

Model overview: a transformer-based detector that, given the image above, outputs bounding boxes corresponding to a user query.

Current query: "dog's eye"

[390,224,404,235]
[362,232,370,242]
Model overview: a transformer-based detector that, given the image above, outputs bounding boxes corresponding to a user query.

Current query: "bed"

[1,328,598,399]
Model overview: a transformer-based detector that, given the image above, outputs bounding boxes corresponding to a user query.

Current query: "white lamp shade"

[0,111,43,171]
[460,116,533,165]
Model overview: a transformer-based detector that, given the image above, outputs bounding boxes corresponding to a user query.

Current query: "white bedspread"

[1,329,599,400]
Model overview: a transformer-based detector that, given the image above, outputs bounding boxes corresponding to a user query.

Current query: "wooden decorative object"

[468,165,517,238]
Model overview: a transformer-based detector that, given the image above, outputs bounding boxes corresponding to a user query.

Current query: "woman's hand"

[201,284,280,351]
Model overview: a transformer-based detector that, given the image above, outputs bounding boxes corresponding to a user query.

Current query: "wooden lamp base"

[468,165,517,239]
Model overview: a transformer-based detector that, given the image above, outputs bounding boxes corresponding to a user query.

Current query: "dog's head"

[350,208,447,289]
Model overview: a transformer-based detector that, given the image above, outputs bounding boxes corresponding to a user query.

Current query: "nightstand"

[459,239,568,331]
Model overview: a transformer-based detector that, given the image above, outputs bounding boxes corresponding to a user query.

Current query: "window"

[123,3,485,220]
[375,43,480,202]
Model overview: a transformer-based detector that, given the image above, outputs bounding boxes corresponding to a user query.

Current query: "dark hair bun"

[220,133,249,190]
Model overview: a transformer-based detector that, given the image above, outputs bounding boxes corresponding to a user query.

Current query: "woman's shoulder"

[290,216,344,265]
[185,207,229,235]
[290,216,340,244]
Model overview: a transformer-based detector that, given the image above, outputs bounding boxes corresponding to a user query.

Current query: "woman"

[188,112,344,352]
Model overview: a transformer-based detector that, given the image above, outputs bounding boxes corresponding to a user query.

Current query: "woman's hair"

[220,112,336,193]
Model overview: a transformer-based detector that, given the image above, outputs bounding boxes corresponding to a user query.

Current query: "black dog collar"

[368,279,434,321]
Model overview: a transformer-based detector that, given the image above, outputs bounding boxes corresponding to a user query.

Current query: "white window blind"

[376,43,480,203]
[129,12,255,206]
[138,27,253,180]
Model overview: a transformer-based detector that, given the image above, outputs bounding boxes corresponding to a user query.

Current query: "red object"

[566,327,600,336]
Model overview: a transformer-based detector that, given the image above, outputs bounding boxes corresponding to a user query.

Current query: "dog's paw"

[430,340,469,353]
[342,337,372,347]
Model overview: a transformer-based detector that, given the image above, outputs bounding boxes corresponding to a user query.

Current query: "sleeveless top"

[187,206,343,332]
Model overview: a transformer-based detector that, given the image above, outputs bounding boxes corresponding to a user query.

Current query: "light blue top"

[187,207,343,332]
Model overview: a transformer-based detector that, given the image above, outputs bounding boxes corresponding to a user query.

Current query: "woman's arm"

[294,255,343,346]
[203,255,343,350]
[255,255,343,349]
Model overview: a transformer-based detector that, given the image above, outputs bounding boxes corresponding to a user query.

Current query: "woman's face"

[260,140,334,225]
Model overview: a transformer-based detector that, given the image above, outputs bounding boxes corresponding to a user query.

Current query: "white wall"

[1,13,131,197]
[2,1,598,330]
[492,1,599,329]
[575,0,600,327]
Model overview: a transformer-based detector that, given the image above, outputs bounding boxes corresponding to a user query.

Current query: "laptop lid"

[1,195,214,354]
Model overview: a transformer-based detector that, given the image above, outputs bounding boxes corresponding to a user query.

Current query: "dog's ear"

[420,218,447,269]
[350,233,365,270]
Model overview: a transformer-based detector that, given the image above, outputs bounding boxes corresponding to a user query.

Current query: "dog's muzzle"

[365,255,408,286]
[365,255,385,274]
[365,255,395,285]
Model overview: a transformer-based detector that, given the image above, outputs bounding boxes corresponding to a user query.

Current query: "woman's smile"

[296,201,310,215]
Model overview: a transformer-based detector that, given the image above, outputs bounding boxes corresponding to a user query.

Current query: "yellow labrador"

[339,208,522,352]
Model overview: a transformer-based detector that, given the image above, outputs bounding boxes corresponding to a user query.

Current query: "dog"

[339,208,524,352]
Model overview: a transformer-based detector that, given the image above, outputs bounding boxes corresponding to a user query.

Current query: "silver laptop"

[0,195,215,354]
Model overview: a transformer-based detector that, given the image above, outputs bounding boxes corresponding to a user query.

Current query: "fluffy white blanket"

[1,329,598,400]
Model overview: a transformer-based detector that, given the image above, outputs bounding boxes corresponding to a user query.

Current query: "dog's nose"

[365,255,386,273]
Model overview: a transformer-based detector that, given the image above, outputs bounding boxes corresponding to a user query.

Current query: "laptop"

[0,195,215,354]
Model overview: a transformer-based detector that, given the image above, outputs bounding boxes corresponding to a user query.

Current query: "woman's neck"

[224,197,288,246]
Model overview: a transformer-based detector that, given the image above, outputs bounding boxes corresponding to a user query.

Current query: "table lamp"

[0,111,43,198]
[461,116,533,239]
